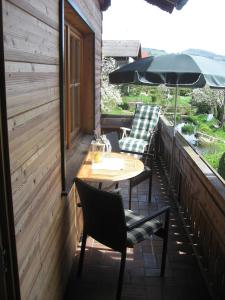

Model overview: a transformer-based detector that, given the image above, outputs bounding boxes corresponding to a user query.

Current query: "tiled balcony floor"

[65,159,211,300]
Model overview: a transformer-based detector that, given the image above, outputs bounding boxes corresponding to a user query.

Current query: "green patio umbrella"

[109,53,225,135]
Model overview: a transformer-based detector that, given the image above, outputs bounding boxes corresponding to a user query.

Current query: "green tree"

[216,90,225,125]
[191,86,224,117]
[101,57,122,112]
[155,85,171,105]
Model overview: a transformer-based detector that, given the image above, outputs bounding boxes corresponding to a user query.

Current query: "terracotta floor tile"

[64,158,211,300]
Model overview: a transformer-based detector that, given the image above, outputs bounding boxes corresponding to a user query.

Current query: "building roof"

[100,0,188,13]
[144,0,188,13]
[141,50,150,58]
[103,40,142,58]
[99,0,111,11]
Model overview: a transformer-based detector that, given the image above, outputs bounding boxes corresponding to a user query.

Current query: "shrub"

[119,101,129,110]
[176,114,181,122]
[199,124,210,133]
[183,106,191,115]
[120,84,130,96]
[185,115,198,125]
[204,154,220,170]
[181,124,195,134]
[196,102,211,114]
[179,88,191,96]
[218,152,225,180]
[151,95,157,102]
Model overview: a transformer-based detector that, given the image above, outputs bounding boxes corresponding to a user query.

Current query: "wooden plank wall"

[3,0,103,299]
[159,116,225,298]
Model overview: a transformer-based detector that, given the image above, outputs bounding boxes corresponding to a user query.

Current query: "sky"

[102,0,225,56]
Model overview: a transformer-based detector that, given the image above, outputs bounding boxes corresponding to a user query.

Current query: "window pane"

[64,26,68,142]
[70,86,80,135]
[64,26,82,148]
[75,86,80,129]
[70,35,80,84]
[70,87,75,133]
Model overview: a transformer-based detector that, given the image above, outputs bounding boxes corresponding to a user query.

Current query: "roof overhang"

[144,0,188,13]
[99,0,188,13]
[99,0,111,11]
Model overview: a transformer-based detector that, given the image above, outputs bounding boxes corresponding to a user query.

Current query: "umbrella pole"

[170,85,178,184]
[173,85,178,136]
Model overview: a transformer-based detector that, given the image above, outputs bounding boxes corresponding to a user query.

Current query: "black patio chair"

[103,131,153,209]
[75,177,170,300]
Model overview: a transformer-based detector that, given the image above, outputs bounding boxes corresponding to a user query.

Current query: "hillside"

[142,47,225,61]
[142,47,166,57]
[182,48,225,61]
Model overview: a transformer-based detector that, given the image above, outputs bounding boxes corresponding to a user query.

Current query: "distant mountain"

[142,48,166,57]
[142,47,225,61]
[182,48,225,61]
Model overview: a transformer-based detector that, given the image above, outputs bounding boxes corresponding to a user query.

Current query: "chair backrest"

[129,104,160,141]
[105,131,121,152]
[75,178,127,252]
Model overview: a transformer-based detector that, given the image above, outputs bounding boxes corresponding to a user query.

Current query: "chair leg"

[160,209,170,276]
[77,232,87,277]
[148,172,152,203]
[129,180,132,210]
[116,249,127,300]
[148,156,154,204]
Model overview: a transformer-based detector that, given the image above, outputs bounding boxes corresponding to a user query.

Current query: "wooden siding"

[3,0,103,299]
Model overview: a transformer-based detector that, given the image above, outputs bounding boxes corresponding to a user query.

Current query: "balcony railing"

[101,113,225,299]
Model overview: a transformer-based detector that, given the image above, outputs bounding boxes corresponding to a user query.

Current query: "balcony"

[65,114,225,299]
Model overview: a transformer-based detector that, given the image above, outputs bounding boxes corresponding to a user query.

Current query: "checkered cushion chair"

[119,104,160,154]
[75,178,170,300]
[125,209,162,246]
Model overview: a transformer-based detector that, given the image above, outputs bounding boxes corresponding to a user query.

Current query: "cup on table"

[90,140,105,163]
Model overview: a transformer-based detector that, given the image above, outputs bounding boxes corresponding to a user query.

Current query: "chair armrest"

[111,188,121,194]
[120,149,154,160]
[126,206,170,231]
[120,127,131,138]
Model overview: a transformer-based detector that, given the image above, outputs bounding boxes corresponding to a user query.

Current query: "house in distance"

[103,39,142,67]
